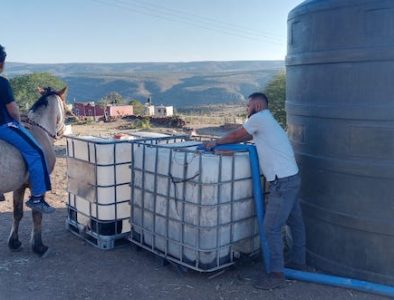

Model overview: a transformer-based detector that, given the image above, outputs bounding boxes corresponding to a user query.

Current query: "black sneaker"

[25,197,55,214]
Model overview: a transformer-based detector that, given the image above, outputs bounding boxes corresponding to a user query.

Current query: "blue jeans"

[264,173,306,273]
[0,121,51,195]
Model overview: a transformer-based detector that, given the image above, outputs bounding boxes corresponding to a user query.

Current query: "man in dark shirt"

[0,44,55,213]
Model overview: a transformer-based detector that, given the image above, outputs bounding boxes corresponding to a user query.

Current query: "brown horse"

[0,86,67,256]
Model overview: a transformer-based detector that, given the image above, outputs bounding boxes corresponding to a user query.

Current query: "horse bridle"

[22,95,66,140]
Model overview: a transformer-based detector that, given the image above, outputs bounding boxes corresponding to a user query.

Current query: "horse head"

[27,86,68,140]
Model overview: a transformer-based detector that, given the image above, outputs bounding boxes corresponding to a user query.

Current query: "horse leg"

[8,188,25,251]
[31,209,49,257]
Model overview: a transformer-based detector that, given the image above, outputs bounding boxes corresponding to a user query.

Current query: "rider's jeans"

[0,121,51,195]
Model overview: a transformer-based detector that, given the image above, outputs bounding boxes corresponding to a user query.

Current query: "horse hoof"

[33,245,49,257]
[8,239,23,252]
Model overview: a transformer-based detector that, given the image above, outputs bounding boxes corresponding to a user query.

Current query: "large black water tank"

[286,0,394,285]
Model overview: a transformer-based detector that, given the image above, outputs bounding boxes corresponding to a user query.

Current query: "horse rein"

[22,117,60,140]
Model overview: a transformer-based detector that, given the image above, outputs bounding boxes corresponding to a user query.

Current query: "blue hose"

[284,268,394,298]
[198,143,394,298]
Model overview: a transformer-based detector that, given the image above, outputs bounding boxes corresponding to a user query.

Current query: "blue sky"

[2,0,304,63]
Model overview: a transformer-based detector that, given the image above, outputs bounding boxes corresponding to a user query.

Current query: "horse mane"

[29,87,59,113]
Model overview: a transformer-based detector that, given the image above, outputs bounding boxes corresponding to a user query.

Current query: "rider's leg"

[0,122,54,213]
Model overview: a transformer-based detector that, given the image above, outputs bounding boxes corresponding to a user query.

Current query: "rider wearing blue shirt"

[0,44,55,214]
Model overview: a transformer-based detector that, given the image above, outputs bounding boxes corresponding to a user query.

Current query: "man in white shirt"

[204,92,306,290]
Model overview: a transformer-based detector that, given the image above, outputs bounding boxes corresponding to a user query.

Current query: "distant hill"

[6,61,284,107]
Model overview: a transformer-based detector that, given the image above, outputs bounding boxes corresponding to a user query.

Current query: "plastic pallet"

[66,218,130,250]
[128,230,236,272]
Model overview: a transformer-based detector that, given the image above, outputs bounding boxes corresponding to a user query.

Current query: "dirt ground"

[0,120,386,300]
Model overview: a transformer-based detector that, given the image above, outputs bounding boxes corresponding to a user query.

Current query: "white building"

[143,96,174,117]
[144,103,155,116]
[154,105,174,117]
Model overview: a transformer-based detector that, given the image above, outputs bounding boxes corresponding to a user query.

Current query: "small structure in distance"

[73,102,134,121]
[144,97,174,117]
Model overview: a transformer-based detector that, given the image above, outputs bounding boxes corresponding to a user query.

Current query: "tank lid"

[288,0,376,20]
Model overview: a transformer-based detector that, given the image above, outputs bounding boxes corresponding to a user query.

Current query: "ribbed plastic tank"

[130,141,259,272]
[286,0,394,285]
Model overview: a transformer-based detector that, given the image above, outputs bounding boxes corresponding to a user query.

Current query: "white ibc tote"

[130,141,259,271]
[65,133,187,249]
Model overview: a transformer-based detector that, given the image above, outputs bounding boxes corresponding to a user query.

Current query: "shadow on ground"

[0,207,385,300]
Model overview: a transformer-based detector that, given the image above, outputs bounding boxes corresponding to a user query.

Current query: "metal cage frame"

[65,134,189,249]
[129,140,260,271]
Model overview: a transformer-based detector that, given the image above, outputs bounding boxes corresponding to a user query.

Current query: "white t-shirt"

[243,109,298,181]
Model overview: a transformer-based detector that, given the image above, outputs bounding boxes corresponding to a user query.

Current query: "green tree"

[10,73,66,112]
[136,118,151,129]
[100,91,125,105]
[264,71,286,128]
[129,99,144,115]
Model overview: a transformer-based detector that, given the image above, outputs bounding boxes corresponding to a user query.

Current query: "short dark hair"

[248,92,268,106]
[0,44,6,63]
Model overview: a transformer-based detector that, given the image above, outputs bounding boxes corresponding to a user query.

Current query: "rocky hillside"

[6,61,284,107]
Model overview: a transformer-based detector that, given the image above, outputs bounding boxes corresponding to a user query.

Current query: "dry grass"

[179,104,246,126]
